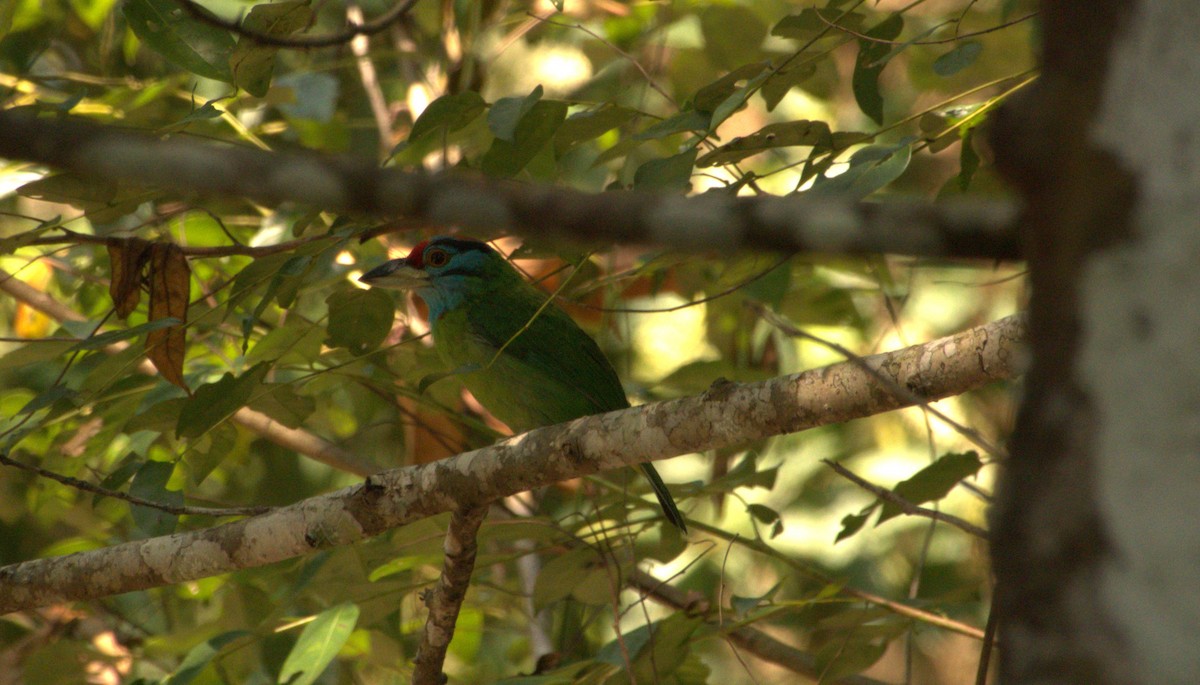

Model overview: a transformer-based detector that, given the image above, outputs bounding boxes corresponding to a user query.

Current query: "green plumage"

[360,237,686,531]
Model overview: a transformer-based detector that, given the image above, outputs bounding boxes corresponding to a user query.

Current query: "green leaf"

[554,103,638,153]
[69,318,181,351]
[406,91,487,143]
[633,110,711,141]
[807,139,913,199]
[167,630,250,685]
[229,1,313,97]
[933,41,983,77]
[760,62,817,111]
[696,120,835,167]
[184,422,238,487]
[709,68,773,131]
[633,149,697,192]
[596,615,701,682]
[692,62,768,113]
[878,451,981,524]
[176,363,270,439]
[123,0,236,82]
[835,504,877,543]
[481,99,568,177]
[730,580,782,617]
[533,547,603,611]
[851,14,904,125]
[700,5,767,69]
[129,460,182,537]
[15,385,74,416]
[957,128,981,191]
[247,383,316,429]
[277,603,360,685]
[772,9,865,41]
[488,85,543,141]
[324,288,394,355]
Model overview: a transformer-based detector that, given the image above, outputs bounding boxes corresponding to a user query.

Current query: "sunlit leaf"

[277,603,360,685]
[878,451,982,524]
[406,91,487,143]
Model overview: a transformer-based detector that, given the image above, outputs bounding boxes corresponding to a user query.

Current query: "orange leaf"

[106,237,152,318]
[145,243,190,390]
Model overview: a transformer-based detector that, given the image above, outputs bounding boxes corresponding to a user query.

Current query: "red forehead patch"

[406,240,430,268]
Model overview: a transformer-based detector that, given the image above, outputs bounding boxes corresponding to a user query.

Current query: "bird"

[359,236,686,532]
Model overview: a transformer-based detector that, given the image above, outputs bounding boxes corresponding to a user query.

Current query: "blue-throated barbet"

[359,237,685,532]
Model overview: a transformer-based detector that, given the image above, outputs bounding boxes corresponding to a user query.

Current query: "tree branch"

[0,314,1024,615]
[0,111,1020,260]
[412,506,487,685]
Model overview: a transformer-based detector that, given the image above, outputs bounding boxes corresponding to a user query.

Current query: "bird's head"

[359,236,510,317]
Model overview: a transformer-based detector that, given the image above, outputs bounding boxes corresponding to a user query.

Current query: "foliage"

[0,0,1030,683]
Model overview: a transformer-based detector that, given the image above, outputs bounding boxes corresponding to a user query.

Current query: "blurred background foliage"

[0,0,1030,682]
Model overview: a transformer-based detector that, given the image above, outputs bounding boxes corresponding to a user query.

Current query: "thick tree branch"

[0,111,1020,260]
[412,506,487,685]
[0,314,1024,614]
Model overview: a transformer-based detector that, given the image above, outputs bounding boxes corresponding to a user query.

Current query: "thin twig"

[413,506,488,685]
[347,4,395,156]
[0,453,270,517]
[975,592,999,685]
[822,459,990,540]
[686,519,990,641]
[629,569,888,685]
[527,12,675,106]
[173,0,419,49]
[27,227,324,257]
[816,9,1039,46]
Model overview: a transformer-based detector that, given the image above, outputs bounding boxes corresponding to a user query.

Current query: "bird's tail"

[639,463,687,533]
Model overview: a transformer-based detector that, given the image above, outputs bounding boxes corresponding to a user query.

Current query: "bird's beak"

[358,259,428,290]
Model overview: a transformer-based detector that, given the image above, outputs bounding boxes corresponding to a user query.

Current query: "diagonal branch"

[0,314,1025,615]
[412,506,487,685]
[0,111,1020,260]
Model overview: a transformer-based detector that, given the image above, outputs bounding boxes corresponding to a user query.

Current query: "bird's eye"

[425,248,449,267]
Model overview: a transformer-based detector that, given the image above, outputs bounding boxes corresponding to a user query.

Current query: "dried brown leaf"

[106,237,152,318]
[146,243,190,390]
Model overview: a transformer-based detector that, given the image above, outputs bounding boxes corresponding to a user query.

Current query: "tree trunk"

[992,2,1200,683]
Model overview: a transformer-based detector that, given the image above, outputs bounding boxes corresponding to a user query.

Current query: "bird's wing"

[462,283,629,415]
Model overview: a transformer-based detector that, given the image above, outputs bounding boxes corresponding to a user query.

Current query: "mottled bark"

[992,2,1200,683]
[0,314,1024,614]
[0,111,1018,260]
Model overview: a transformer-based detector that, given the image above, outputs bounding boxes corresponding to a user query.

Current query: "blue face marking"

[414,240,497,322]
